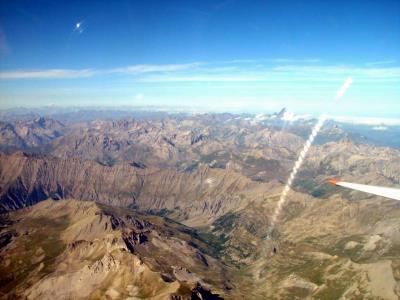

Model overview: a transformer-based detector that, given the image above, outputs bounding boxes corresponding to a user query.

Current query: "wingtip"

[328,178,340,185]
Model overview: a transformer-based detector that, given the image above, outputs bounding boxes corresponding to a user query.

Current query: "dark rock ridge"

[0,152,270,224]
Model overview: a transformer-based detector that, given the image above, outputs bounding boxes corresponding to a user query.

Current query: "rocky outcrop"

[0,199,229,299]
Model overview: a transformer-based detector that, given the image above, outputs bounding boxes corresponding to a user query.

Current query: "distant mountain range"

[0,110,399,299]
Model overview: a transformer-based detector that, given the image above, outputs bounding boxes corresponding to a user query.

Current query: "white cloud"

[1,60,399,84]
[331,115,400,126]
[218,58,321,64]
[282,111,296,121]
[372,126,388,131]
[0,69,95,79]
[365,60,396,66]
[135,93,144,101]
[0,63,201,80]
[273,65,400,78]
[140,75,262,82]
[271,58,321,63]
[109,63,201,75]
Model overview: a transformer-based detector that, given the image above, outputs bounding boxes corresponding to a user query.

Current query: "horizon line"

[1,104,399,126]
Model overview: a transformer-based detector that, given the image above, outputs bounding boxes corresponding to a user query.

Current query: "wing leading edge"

[328,179,400,201]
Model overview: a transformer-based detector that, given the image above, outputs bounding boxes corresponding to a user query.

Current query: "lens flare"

[73,21,84,34]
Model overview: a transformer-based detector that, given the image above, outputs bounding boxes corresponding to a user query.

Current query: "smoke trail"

[268,77,353,236]
[335,77,353,100]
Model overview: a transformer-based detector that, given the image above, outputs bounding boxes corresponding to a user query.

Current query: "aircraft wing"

[328,179,400,201]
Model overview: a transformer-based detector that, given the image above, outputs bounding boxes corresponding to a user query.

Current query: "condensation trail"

[268,77,353,236]
[335,77,353,100]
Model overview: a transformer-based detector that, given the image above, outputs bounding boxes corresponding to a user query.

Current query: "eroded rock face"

[0,152,274,226]
[0,199,229,299]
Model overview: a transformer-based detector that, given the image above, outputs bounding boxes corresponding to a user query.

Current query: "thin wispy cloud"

[0,63,201,80]
[365,60,397,66]
[0,69,96,79]
[273,65,400,78]
[218,58,321,64]
[372,125,388,131]
[142,63,400,83]
[332,116,400,126]
[271,58,321,63]
[141,75,262,82]
[1,60,399,83]
[135,93,144,101]
[108,63,201,74]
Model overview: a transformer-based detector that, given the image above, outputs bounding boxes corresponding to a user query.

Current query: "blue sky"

[0,0,399,118]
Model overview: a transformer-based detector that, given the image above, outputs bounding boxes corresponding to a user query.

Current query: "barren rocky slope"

[0,152,278,225]
[0,112,399,299]
[0,199,227,299]
[206,189,400,299]
[0,117,65,153]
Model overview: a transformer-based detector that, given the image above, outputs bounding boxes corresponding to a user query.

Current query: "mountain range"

[0,110,399,299]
